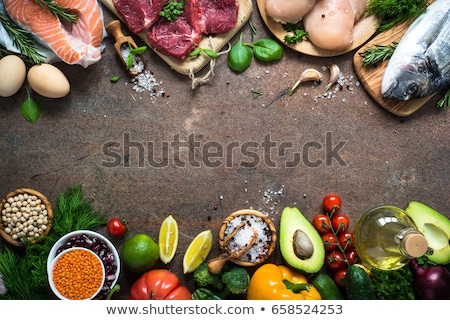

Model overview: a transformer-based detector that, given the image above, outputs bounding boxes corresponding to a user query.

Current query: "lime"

[159,214,179,264]
[121,233,159,273]
[183,230,213,274]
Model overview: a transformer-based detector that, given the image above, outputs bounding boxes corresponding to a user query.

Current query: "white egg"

[27,63,70,98]
[0,55,27,97]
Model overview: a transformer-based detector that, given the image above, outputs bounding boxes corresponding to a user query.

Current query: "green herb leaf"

[250,38,283,62]
[110,75,120,82]
[228,34,253,73]
[0,13,45,64]
[33,0,78,23]
[159,0,185,22]
[437,88,450,109]
[371,266,416,299]
[359,42,398,66]
[283,23,308,44]
[130,45,147,55]
[21,87,41,123]
[366,0,428,32]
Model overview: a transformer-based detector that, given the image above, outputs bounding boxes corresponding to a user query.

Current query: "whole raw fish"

[381,0,450,100]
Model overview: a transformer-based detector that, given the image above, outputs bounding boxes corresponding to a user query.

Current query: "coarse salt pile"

[121,46,165,100]
[224,214,273,263]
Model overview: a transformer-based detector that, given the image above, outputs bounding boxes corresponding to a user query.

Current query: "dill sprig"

[33,0,78,24]
[359,41,398,66]
[0,13,45,64]
[366,0,428,33]
[0,184,107,300]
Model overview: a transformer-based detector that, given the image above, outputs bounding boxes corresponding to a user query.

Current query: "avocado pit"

[293,229,314,259]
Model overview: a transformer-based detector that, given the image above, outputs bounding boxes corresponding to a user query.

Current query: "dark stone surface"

[0,2,448,299]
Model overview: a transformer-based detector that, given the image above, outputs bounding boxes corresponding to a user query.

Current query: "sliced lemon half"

[158,214,179,264]
[183,229,213,273]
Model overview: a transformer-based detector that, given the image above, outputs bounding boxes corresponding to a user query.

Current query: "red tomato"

[312,214,331,234]
[338,231,354,251]
[322,194,342,214]
[129,269,192,300]
[345,249,358,266]
[325,250,346,270]
[331,213,350,233]
[107,217,128,237]
[333,268,347,288]
[321,232,338,251]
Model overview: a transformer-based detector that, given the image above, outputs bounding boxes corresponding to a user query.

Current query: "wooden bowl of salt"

[207,209,277,274]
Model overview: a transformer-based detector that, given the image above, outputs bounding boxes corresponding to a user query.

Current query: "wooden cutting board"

[353,21,435,117]
[101,0,252,75]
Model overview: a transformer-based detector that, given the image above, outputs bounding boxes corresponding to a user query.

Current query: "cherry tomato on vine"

[325,250,346,270]
[331,213,350,233]
[322,193,342,213]
[346,249,358,266]
[321,232,338,251]
[338,230,355,251]
[107,217,128,237]
[333,268,347,288]
[312,214,331,234]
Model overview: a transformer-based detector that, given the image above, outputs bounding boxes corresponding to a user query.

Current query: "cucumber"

[310,273,343,300]
[345,265,376,300]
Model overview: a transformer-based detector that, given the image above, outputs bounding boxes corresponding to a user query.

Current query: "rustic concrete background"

[0,2,449,299]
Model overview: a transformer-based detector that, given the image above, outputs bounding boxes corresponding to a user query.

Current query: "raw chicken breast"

[349,0,368,20]
[265,0,317,24]
[303,0,356,50]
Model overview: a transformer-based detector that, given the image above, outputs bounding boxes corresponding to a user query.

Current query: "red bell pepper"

[129,269,192,300]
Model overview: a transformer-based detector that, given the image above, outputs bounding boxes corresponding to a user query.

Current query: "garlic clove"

[289,68,323,96]
[324,64,340,93]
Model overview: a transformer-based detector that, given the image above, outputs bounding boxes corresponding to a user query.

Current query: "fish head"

[381,56,433,101]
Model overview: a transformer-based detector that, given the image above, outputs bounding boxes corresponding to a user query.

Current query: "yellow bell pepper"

[247,263,322,300]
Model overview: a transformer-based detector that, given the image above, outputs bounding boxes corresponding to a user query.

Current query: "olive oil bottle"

[355,206,429,270]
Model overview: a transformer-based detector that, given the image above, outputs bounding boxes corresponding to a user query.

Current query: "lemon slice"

[159,214,179,264]
[183,229,213,273]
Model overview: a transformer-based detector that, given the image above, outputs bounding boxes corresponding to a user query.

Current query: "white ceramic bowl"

[47,230,120,299]
[49,247,105,300]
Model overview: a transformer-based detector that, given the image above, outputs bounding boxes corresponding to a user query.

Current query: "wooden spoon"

[105,20,144,75]
[207,225,258,274]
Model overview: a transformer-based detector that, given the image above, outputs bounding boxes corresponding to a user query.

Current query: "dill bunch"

[0,184,107,300]
[366,0,428,32]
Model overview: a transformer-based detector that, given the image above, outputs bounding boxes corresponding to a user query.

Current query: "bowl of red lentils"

[0,188,53,246]
[47,230,120,299]
[49,247,105,300]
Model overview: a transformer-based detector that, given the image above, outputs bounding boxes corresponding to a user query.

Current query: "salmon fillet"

[4,0,104,67]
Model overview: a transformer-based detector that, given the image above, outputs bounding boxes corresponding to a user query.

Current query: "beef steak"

[147,0,202,61]
[113,0,168,34]
[198,0,239,34]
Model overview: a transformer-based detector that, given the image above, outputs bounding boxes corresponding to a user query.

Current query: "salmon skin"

[381,0,450,100]
[3,0,104,67]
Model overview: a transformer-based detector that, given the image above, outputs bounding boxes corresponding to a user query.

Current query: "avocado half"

[280,207,325,273]
[405,201,450,265]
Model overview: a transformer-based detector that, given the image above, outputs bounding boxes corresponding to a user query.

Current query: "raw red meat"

[147,0,202,61]
[112,0,168,34]
[198,0,239,34]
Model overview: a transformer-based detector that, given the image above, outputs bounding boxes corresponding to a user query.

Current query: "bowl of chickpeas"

[49,247,105,300]
[0,188,53,246]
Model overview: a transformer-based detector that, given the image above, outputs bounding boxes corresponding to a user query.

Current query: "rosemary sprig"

[0,13,45,64]
[359,42,398,66]
[437,88,450,110]
[33,0,78,23]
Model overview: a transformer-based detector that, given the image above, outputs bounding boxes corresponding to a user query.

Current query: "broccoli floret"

[193,262,224,290]
[220,266,250,297]
[192,262,250,299]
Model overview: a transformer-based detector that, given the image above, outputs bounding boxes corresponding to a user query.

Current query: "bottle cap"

[403,232,428,258]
